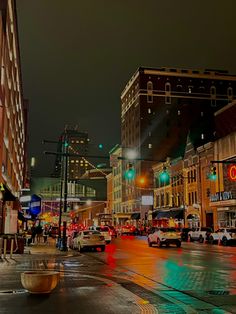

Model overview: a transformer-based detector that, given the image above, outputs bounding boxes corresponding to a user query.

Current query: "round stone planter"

[21,271,60,294]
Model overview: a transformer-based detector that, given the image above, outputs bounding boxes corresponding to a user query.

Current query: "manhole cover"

[207,290,229,296]
[0,289,27,295]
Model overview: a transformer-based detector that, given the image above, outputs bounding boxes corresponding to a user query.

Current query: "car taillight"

[100,236,104,240]
[83,236,90,239]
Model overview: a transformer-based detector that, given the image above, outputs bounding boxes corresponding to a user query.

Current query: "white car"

[89,226,112,243]
[209,228,236,246]
[188,227,213,243]
[73,230,106,252]
[148,227,181,248]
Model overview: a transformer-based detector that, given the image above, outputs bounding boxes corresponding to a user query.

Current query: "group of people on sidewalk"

[27,224,49,245]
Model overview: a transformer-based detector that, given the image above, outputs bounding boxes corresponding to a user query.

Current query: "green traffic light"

[64,141,69,147]
[160,170,169,183]
[125,168,135,180]
[98,144,103,149]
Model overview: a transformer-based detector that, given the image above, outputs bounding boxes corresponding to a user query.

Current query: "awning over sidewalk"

[153,208,184,219]
[131,212,140,220]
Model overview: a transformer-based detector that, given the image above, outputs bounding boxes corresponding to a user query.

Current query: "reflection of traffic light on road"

[160,166,169,183]
[209,166,217,181]
[125,163,135,180]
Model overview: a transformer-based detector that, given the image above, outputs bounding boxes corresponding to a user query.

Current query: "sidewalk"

[0,240,142,314]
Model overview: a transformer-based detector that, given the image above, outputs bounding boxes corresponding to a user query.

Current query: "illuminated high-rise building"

[52,126,90,180]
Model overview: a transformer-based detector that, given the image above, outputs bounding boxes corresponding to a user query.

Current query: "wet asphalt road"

[0,236,236,313]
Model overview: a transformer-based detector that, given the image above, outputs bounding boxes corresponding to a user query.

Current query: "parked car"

[106,225,117,238]
[188,227,213,243]
[121,225,137,235]
[180,228,193,241]
[89,226,112,243]
[73,230,106,252]
[208,228,236,246]
[147,227,181,248]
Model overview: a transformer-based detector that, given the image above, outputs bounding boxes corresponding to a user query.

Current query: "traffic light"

[137,176,146,186]
[209,166,217,181]
[98,144,103,149]
[125,163,135,180]
[64,141,69,147]
[160,166,169,183]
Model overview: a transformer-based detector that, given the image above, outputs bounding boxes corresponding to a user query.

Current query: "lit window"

[76,160,79,163]
[148,143,152,149]
[71,160,74,163]
[80,140,84,143]
[76,140,79,143]
[201,111,204,117]
[177,110,181,116]
[201,133,204,140]
[148,108,151,114]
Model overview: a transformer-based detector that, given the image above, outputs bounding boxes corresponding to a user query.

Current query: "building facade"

[0,0,28,234]
[121,66,236,220]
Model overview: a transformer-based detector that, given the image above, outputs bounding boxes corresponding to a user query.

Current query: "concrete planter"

[21,271,60,294]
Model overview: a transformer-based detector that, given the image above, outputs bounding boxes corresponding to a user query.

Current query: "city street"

[1,237,236,313]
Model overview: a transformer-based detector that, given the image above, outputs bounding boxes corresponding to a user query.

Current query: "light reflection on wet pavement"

[1,237,236,313]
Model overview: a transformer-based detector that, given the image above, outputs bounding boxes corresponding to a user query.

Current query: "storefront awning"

[153,209,184,219]
[2,184,17,201]
[131,212,140,220]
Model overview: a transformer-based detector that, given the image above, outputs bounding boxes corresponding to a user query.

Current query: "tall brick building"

[0,0,28,233]
[121,67,236,218]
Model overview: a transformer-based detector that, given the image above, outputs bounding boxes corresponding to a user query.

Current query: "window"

[147,81,153,103]
[148,143,152,149]
[210,86,216,107]
[188,193,191,205]
[166,193,169,206]
[201,133,204,140]
[227,87,233,101]
[148,108,151,114]
[165,82,171,104]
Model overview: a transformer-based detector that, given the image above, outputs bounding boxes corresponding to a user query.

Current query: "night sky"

[16,0,236,176]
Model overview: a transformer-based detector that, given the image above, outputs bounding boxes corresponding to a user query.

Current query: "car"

[89,226,112,243]
[188,227,213,243]
[121,225,137,235]
[73,230,106,252]
[208,228,236,246]
[106,225,117,238]
[147,227,181,248]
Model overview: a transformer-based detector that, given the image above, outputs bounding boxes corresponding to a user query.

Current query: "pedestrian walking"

[43,227,49,244]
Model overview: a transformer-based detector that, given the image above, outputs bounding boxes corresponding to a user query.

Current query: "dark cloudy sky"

[16,0,236,176]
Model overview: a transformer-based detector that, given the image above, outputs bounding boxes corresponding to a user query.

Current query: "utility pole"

[61,130,68,251]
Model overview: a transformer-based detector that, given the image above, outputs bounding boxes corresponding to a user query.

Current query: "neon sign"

[228,165,236,182]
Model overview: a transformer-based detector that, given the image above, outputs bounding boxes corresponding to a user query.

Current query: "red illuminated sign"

[228,165,236,182]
